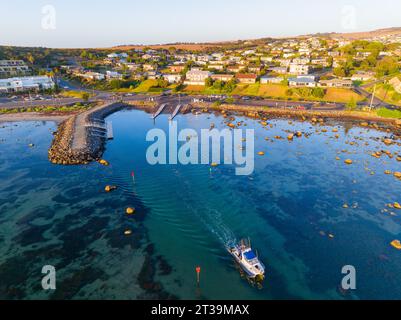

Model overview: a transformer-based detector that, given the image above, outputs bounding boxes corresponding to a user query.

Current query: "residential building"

[107,52,128,59]
[236,74,257,84]
[351,71,376,82]
[106,71,123,80]
[0,60,30,78]
[0,76,55,93]
[79,72,105,81]
[184,69,211,85]
[319,79,353,88]
[288,76,316,87]
[163,74,182,84]
[211,74,234,82]
[260,76,284,84]
[169,65,186,73]
[289,63,310,75]
[269,67,288,75]
[208,63,224,71]
[227,65,243,73]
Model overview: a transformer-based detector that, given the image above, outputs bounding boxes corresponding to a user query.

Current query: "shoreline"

[0,112,74,123]
[3,101,401,166]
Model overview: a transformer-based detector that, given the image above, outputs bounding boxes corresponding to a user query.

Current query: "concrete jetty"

[48,101,125,165]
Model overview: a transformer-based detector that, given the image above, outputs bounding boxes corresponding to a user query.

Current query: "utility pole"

[369,84,376,112]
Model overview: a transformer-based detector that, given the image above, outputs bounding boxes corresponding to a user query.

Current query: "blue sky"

[1,0,400,48]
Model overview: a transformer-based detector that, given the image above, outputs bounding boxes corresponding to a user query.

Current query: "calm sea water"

[1,109,401,300]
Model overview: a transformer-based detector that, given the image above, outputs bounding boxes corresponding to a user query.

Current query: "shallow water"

[1,110,401,300]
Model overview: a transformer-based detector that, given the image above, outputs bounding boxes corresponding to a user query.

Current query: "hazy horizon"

[1,0,401,48]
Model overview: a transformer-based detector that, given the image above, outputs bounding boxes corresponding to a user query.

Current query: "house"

[163,74,182,84]
[248,66,262,74]
[79,72,105,81]
[0,60,30,78]
[227,65,243,73]
[289,63,310,75]
[184,69,212,85]
[122,63,140,71]
[260,76,284,84]
[106,71,123,80]
[147,71,161,80]
[169,65,186,73]
[389,77,401,93]
[319,79,353,88]
[351,71,376,82]
[236,74,257,84]
[143,64,155,71]
[211,74,234,82]
[269,67,288,75]
[208,63,224,71]
[107,52,128,59]
[288,76,316,87]
[311,58,329,67]
[292,58,310,65]
[0,76,55,93]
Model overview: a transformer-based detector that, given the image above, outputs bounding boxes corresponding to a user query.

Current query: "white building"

[0,60,30,77]
[163,74,182,84]
[106,71,123,80]
[260,76,284,84]
[288,76,316,87]
[0,76,55,93]
[184,69,212,85]
[289,63,310,75]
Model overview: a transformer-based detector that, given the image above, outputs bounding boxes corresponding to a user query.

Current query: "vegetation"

[376,107,401,119]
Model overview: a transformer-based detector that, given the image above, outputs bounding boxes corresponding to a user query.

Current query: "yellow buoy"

[105,185,117,192]
[126,207,136,215]
[390,240,401,250]
[211,162,218,167]
[344,159,353,165]
[258,152,265,156]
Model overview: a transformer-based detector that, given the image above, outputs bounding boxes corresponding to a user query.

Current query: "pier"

[169,104,183,121]
[106,121,114,139]
[152,103,168,119]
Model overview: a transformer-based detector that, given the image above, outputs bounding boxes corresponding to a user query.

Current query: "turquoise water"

[1,109,401,300]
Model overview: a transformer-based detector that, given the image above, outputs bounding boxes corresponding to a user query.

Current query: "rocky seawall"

[48,102,126,165]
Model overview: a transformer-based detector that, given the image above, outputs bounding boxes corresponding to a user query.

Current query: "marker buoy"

[196,266,201,286]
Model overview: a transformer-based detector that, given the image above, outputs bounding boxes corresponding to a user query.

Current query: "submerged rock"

[126,207,136,215]
[390,240,401,250]
[105,185,117,193]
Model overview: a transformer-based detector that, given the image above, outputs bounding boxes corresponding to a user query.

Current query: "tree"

[205,77,213,87]
[82,92,90,102]
[312,87,325,99]
[346,98,357,111]
[376,57,399,77]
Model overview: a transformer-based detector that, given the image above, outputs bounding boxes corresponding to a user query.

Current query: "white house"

[260,76,284,84]
[163,74,182,84]
[0,76,55,93]
[288,76,316,87]
[289,63,310,75]
[184,69,212,85]
[106,71,123,80]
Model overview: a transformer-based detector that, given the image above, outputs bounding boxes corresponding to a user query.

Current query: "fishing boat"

[228,239,265,280]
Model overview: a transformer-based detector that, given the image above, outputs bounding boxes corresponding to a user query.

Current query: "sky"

[0,0,400,48]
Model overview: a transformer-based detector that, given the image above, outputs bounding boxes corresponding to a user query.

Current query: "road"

[0,76,395,113]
